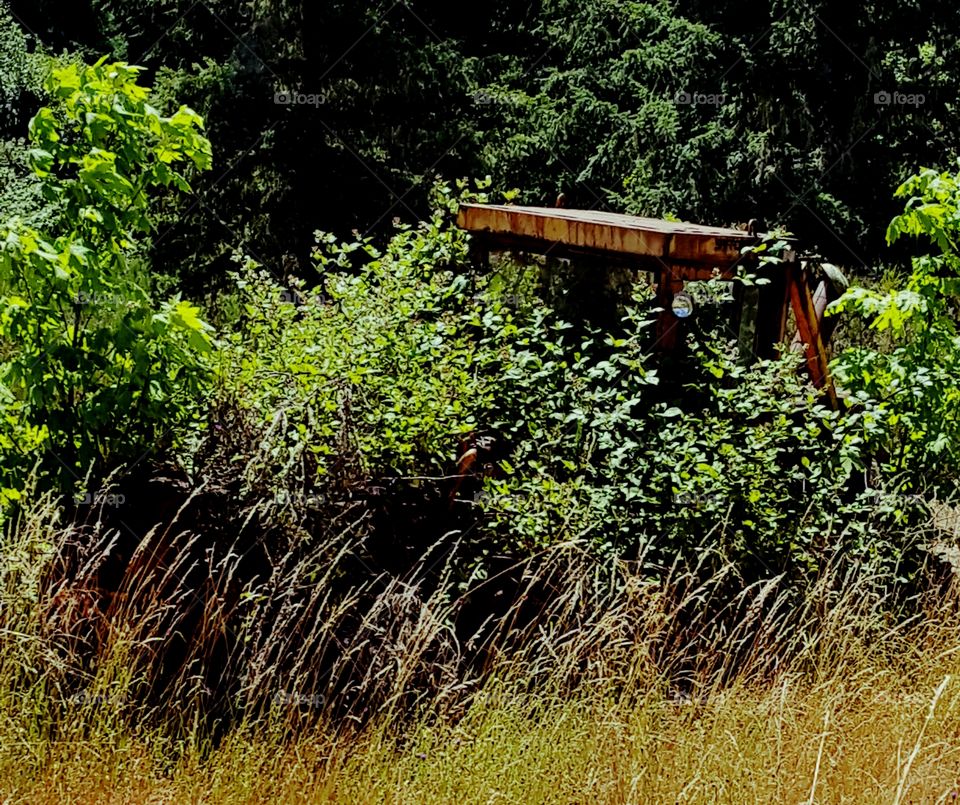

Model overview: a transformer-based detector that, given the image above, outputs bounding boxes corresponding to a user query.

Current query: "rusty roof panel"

[457,204,757,268]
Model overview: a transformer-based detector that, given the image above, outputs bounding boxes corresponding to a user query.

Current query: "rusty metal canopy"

[457,204,759,270]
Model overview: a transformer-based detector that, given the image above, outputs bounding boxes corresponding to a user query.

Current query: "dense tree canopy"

[3,0,959,288]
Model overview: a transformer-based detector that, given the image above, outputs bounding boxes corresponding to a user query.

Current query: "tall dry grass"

[1,485,959,802]
[5,636,960,803]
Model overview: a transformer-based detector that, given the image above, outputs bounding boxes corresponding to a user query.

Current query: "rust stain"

[458,203,760,271]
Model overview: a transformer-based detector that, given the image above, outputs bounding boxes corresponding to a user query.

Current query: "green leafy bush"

[218,182,522,493]
[219,183,905,592]
[831,164,960,491]
[0,59,214,502]
[475,311,897,580]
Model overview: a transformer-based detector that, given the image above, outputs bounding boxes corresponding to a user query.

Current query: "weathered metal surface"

[457,204,757,268]
[790,265,847,366]
[788,265,837,405]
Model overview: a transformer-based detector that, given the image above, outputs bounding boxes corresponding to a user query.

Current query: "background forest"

[3,2,960,802]
[5,1,960,285]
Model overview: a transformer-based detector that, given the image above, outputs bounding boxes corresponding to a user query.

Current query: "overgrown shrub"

[831,163,960,493]
[0,59,214,505]
[215,182,915,599]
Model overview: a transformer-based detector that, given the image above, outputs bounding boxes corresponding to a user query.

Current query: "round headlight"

[671,291,695,319]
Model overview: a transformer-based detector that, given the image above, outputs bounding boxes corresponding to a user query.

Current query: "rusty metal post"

[787,259,837,406]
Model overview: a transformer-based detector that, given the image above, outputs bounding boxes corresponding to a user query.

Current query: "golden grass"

[4,653,960,805]
[5,494,960,803]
